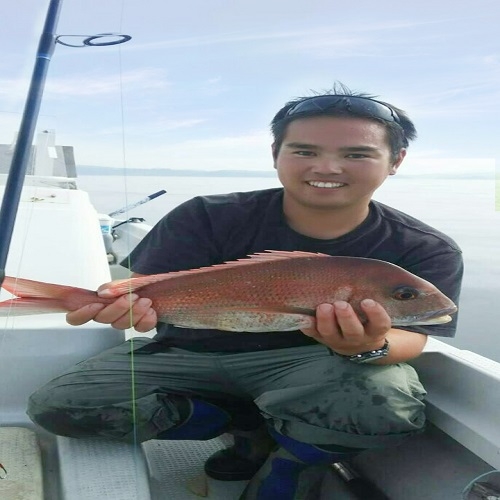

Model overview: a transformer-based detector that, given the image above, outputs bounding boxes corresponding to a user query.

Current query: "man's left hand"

[301,299,391,355]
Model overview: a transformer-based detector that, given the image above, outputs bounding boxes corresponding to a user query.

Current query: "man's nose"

[312,157,343,174]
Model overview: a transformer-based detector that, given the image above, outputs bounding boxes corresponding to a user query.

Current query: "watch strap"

[337,339,390,364]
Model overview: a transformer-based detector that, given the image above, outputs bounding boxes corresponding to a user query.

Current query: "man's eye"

[293,150,315,156]
[346,154,368,159]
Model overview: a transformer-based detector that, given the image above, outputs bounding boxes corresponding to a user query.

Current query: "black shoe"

[204,444,268,481]
[205,429,276,481]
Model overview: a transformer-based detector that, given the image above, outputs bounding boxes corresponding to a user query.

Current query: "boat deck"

[1,420,494,499]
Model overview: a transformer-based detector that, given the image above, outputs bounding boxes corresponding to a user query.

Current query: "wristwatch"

[337,339,390,364]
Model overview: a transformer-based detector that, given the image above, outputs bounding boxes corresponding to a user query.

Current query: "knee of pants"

[346,368,427,435]
[28,400,130,440]
[27,383,182,442]
[257,363,427,438]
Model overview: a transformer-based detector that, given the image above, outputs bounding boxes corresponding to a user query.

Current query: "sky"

[0,0,498,175]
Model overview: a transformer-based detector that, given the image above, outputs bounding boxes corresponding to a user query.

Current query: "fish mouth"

[393,306,458,326]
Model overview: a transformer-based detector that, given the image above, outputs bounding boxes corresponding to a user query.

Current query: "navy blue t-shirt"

[125,188,463,352]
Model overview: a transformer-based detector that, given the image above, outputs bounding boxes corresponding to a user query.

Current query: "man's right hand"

[66,293,157,332]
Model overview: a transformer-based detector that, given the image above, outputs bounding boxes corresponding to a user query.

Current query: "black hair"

[270,82,417,161]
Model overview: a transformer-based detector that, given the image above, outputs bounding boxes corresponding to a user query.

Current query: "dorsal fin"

[99,250,329,298]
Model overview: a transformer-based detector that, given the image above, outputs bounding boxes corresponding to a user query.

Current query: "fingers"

[301,303,343,342]
[301,300,391,353]
[94,294,156,331]
[66,294,157,332]
[359,299,392,335]
[331,301,365,341]
[331,300,391,341]
[302,303,338,336]
[132,308,158,333]
[66,303,106,326]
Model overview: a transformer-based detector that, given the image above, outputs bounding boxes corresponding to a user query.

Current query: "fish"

[0,250,457,332]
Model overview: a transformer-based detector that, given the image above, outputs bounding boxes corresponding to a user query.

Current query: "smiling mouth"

[307,181,346,188]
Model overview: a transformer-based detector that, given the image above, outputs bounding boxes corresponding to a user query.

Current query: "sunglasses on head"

[285,95,401,124]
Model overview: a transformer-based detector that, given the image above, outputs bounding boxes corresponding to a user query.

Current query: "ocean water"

[77,174,500,361]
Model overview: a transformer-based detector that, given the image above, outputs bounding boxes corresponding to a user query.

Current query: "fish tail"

[0,276,92,317]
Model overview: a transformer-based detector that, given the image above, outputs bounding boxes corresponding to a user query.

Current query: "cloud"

[207,77,222,85]
[0,68,170,113]
[71,130,274,171]
[402,81,500,118]
[481,55,500,67]
[95,118,208,136]
[45,68,170,97]
[0,78,30,107]
[125,20,445,55]
[166,131,271,151]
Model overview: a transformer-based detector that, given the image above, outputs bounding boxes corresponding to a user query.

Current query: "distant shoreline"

[77,165,493,180]
[78,165,276,177]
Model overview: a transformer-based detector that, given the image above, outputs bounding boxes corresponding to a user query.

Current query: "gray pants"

[27,338,426,449]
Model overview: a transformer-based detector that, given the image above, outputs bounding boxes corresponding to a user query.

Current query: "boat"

[1,135,499,500]
[1,2,499,499]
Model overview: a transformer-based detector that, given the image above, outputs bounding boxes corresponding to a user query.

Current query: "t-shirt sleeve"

[401,249,464,338]
[121,197,221,274]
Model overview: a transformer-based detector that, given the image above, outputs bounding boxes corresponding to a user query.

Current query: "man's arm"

[373,328,427,365]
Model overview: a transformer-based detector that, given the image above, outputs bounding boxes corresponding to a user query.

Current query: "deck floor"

[7,423,486,499]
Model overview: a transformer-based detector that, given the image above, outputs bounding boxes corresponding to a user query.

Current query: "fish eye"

[392,287,419,300]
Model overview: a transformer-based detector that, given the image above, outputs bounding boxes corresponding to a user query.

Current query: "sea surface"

[77,174,500,362]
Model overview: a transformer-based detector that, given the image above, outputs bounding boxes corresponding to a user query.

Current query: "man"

[27,84,463,499]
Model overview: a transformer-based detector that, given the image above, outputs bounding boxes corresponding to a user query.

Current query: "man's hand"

[66,293,157,333]
[301,299,390,355]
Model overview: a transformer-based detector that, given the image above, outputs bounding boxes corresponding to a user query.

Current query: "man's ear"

[389,148,406,175]
[271,143,278,168]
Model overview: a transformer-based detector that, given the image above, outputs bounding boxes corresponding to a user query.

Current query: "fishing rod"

[108,189,167,218]
[0,0,131,289]
[0,0,63,288]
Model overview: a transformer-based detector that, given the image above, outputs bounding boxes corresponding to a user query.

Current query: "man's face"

[273,116,406,212]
